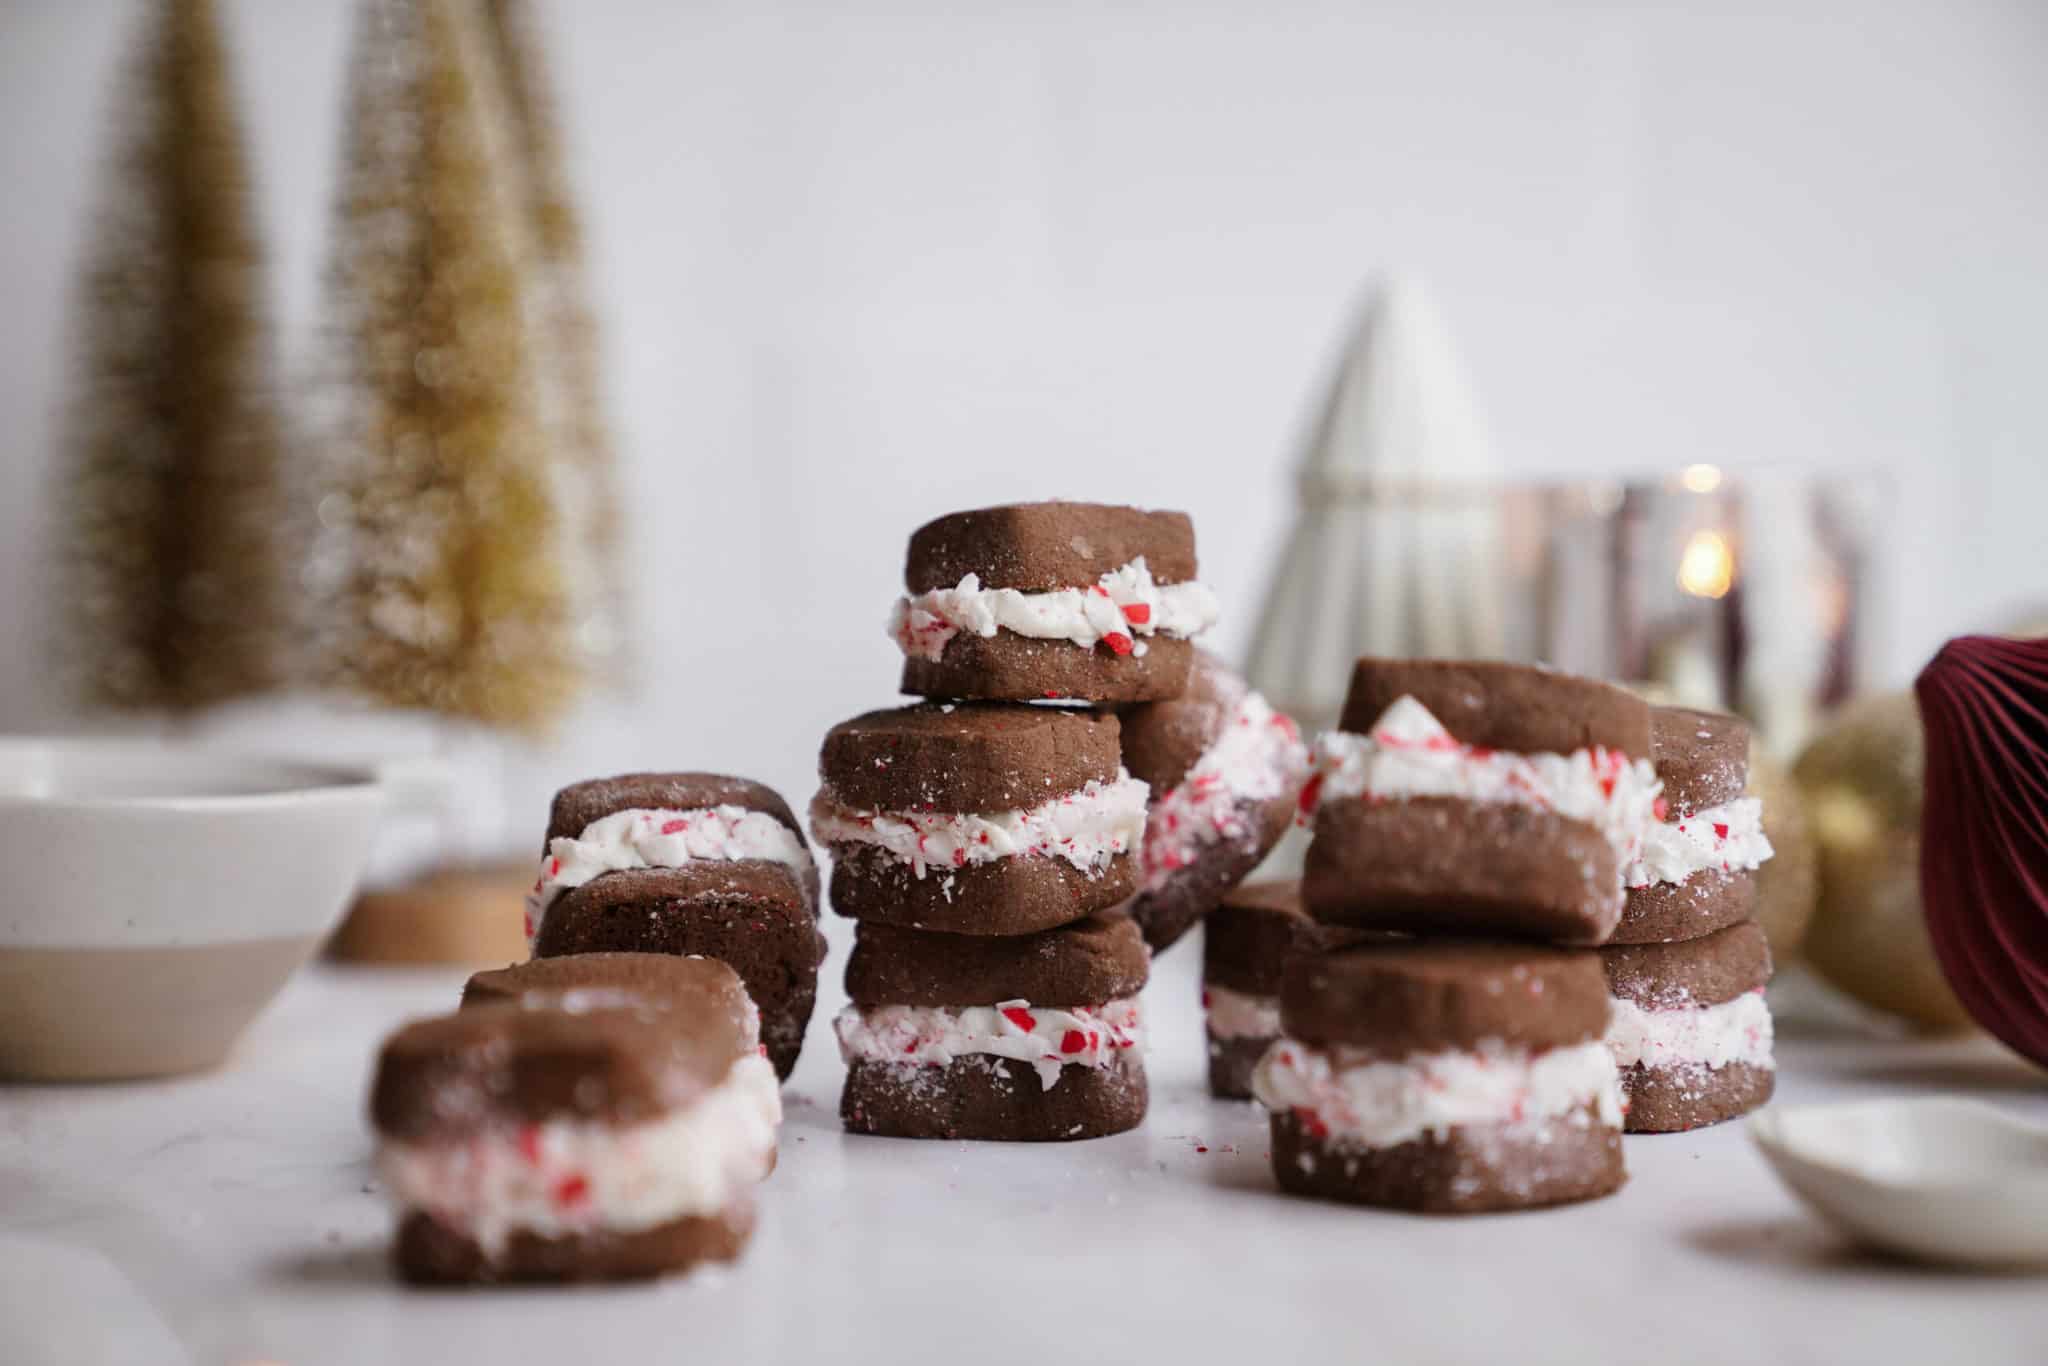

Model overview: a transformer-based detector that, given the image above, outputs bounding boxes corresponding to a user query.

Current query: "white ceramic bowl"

[1752,1097,2048,1268]
[0,738,385,1080]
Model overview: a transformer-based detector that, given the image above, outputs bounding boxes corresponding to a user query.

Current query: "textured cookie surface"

[530,865,824,1079]
[818,703,1121,812]
[842,1052,1147,1141]
[1622,1061,1775,1134]
[901,634,1194,705]
[1600,920,1772,1009]
[1650,706,1752,816]
[1279,938,1610,1055]
[844,913,1148,1008]
[370,1003,743,1142]
[827,844,1135,935]
[1338,659,1649,758]
[462,953,757,1036]
[904,502,1197,594]
[1304,796,1623,944]
[1205,878,1375,997]
[1269,1108,1625,1213]
[1612,868,1756,945]
[394,1201,754,1284]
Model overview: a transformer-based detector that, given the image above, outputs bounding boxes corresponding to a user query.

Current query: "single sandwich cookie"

[526,772,819,941]
[1252,940,1626,1213]
[1202,880,1375,1099]
[369,1001,779,1283]
[1614,707,1773,944]
[1300,659,1659,944]
[888,501,1221,703]
[835,913,1149,1141]
[1601,920,1775,1132]
[1119,651,1309,952]
[530,870,824,1081]
[810,703,1146,935]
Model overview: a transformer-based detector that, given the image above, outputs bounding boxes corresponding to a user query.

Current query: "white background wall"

[2,0,2044,848]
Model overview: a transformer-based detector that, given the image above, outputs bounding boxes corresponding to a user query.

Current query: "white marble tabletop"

[3,948,2045,1366]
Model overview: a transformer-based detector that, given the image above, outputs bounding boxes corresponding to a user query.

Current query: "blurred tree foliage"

[316,0,577,731]
[61,0,286,711]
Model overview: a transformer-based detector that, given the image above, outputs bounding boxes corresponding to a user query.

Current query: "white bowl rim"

[1750,1097,2048,1195]
[0,735,382,812]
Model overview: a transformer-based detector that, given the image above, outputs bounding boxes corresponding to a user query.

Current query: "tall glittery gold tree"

[60,0,286,711]
[314,0,577,731]
[481,0,628,678]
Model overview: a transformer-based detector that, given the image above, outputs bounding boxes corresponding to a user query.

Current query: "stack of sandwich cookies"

[1203,881,1368,1100]
[369,985,779,1283]
[1602,705,1777,1131]
[525,772,824,1079]
[837,914,1149,1140]
[1301,660,1659,945]
[1268,658,1645,1212]
[889,502,1220,703]
[812,700,1152,1140]
[1251,941,1625,1212]
[1602,922,1774,1132]
[1119,650,1310,951]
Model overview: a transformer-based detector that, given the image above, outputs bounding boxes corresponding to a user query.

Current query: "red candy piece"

[1713,822,1730,840]
[1121,603,1151,626]
[1103,632,1134,656]
[1296,772,1324,817]
[1001,1006,1037,1032]
[517,1126,543,1164]
[1059,1029,1087,1054]
[1653,796,1669,822]
[553,1174,590,1208]
[1916,635,2048,1068]
[660,818,689,835]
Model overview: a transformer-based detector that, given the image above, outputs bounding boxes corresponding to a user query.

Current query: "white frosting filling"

[1606,988,1775,1073]
[376,1054,781,1256]
[1204,983,1282,1040]
[808,771,1149,879]
[1624,796,1774,888]
[890,556,1221,663]
[834,997,1145,1091]
[1302,695,1662,869]
[1250,1037,1624,1150]
[525,806,813,943]
[1141,691,1309,893]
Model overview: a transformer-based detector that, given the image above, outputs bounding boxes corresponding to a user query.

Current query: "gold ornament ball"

[1792,693,1973,1033]
[1749,749,1817,959]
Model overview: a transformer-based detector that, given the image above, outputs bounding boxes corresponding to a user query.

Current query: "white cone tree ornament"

[1245,277,1505,728]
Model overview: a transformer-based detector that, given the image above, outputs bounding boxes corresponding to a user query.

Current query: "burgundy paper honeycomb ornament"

[1915,635,2048,1068]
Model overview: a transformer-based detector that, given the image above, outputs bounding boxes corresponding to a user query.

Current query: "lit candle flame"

[1677,529,1735,599]
[1680,464,1723,493]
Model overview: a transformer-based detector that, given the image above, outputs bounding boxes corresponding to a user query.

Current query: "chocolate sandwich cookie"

[1613,707,1773,944]
[888,501,1220,703]
[1601,920,1775,1132]
[1119,651,1309,952]
[1301,659,1658,944]
[525,772,824,1080]
[810,703,1145,935]
[835,913,1150,1141]
[1202,881,1375,1099]
[1252,940,1626,1213]
[369,1001,779,1283]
